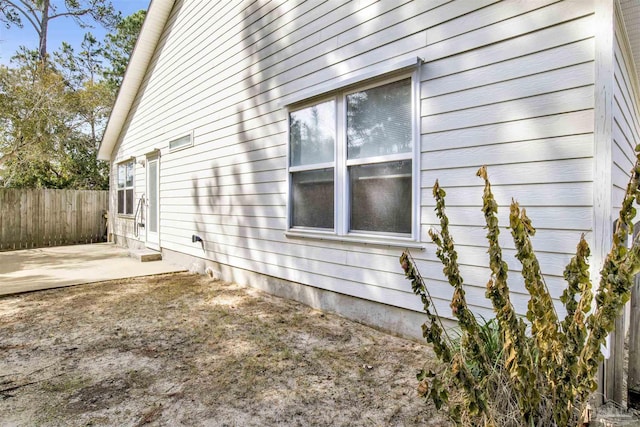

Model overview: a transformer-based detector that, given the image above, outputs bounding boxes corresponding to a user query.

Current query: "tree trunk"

[38,0,50,61]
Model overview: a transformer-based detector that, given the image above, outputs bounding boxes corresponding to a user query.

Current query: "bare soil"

[0,273,445,426]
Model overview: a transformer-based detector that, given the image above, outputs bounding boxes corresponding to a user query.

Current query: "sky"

[0,0,150,65]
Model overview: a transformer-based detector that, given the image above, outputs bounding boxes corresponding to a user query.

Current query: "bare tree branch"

[1,0,42,36]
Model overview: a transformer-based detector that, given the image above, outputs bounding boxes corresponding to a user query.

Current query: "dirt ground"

[0,272,446,426]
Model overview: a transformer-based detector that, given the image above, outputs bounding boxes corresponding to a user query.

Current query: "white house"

[98,0,640,338]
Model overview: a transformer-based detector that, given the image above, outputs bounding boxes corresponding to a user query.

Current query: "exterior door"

[146,156,160,250]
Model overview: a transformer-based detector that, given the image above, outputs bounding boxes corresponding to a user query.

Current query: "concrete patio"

[0,243,186,296]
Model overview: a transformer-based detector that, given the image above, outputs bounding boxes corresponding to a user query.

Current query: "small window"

[287,75,416,238]
[117,160,134,215]
[169,134,193,151]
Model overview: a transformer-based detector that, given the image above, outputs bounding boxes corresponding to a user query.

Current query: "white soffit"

[98,0,176,161]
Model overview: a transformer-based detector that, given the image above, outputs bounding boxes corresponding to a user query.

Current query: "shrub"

[401,154,640,426]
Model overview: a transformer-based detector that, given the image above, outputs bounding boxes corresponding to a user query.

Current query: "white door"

[146,156,160,250]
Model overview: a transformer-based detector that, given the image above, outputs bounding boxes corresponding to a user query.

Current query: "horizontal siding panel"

[127,15,429,139]
[422,0,593,63]
[420,261,570,300]
[614,83,640,150]
[334,0,473,47]
[141,0,468,116]
[421,241,574,278]
[613,104,636,157]
[422,38,595,98]
[128,32,426,141]
[613,13,640,214]
[163,215,285,231]
[420,225,586,255]
[422,15,595,80]
[422,14,595,79]
[422,158,592,187]
[614,31,640,131]
[613,121,636,170]
[422,86,594,134]
[422,110,594,151]
[422,135,593,169]
[193,116,285,153]
[425,0,555,45]
[421,182,592,207]
[127,7,596,155]
[614,81,640,146]
[422,62,594,116]
[162,143,286,172]
[161,157,285,180]
[126,0,552,145]
[612,186,627,210]
[140,1,290,104]
[144,1,393,109]
[161,170,285,190]
[423,243,581,280]
[160,193,284,208]
[158,222,567,309]
[161,181,286,199]
[420,205,592,231]
[612,162,631,200]
[162,203,286,219]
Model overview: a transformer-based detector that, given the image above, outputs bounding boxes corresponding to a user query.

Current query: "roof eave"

[97,0,175,161]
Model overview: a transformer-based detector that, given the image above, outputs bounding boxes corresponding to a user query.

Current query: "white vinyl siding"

[420,1,596,317]
[110,0,601,320]
[613,7,640,211]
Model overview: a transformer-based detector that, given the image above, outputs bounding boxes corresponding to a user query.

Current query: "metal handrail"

[134,193,145,238]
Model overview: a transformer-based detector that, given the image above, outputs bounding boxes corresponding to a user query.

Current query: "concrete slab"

[0,243,186,296]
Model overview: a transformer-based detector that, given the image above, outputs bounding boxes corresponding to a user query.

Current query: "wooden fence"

[0,189,108,251]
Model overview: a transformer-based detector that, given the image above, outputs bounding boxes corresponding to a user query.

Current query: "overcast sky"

[0,0,151,65]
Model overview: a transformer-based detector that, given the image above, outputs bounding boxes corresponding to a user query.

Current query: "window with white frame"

[117,160,134,215]
[288,74,416,238]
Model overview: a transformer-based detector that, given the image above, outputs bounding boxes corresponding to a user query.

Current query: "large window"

[117,160,134,215]
[288,75,416,238]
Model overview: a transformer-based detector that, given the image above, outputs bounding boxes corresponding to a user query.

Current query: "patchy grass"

[0,273,445,426]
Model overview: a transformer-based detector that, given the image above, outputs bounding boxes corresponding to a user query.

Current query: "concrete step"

[128,249,162,262]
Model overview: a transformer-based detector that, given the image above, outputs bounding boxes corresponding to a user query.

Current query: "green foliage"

[102,9,146,92]
[0,52,109,189]
[401,150,640,426]
[0,7,145,189]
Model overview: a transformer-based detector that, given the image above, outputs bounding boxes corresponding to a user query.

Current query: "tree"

[0,56,74,187]
[0,8,145,189]
[0,6,145,189]
[0,0,119,61]
[102,9,145,92]
[55,34,112,188]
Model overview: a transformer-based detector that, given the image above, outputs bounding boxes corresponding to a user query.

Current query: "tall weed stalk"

[401,146,640,426]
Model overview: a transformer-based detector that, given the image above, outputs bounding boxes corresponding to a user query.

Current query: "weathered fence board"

[0,189,108,251]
